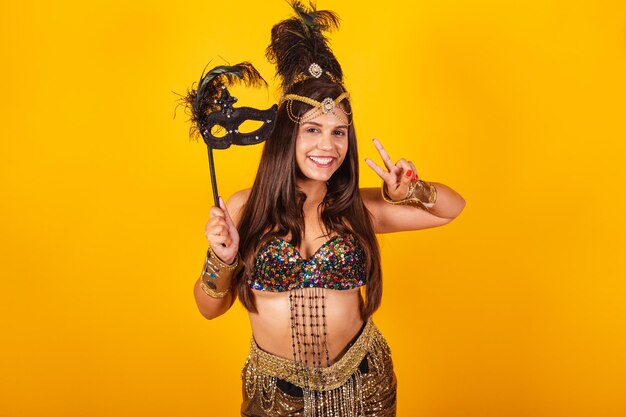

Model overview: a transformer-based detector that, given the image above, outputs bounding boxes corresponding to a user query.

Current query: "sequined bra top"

[248,234,366,292]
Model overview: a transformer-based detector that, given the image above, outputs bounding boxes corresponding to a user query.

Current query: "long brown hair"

[234,78,382,320]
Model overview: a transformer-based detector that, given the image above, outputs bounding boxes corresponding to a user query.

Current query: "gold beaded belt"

[244,320,388,391]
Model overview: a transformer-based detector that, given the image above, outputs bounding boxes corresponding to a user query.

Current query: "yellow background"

[2,0,626,416]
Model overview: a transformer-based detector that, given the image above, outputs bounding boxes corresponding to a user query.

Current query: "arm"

[361,182,465,234]
[193,189,250,320]
[363,138,465,234]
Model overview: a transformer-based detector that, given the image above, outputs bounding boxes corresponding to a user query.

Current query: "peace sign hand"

[364,138,418,201]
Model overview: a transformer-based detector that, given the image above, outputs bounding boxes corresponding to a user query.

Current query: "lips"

[308,156,336,167]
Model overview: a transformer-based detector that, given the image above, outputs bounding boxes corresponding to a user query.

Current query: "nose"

[317,131,334,151]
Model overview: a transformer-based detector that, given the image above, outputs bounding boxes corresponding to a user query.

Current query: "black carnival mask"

[182,62,277,204]
[199,87,277,149]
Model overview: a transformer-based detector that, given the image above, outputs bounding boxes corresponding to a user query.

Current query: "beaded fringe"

[242,326,390,417]
[243,363,364,417]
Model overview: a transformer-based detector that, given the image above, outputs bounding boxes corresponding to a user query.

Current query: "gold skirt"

[241,320,397,417]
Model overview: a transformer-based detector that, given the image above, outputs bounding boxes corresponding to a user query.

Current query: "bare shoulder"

[227,188,252,207]
[225,188,251,226]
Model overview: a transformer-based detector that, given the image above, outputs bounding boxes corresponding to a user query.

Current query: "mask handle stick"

[207,144,219,207]
[206,144,225,247]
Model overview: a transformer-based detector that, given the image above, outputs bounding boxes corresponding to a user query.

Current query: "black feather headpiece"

[266,0,343,92]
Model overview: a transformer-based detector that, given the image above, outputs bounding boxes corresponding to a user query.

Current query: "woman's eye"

[334,130,346,136]
[306,128,318,133]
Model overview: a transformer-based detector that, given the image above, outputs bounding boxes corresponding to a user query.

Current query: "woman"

[193,4,465,416]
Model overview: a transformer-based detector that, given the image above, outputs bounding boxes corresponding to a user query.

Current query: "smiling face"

[294,109,349,184]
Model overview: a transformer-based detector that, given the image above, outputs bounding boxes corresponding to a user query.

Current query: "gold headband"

[281,92,351,125]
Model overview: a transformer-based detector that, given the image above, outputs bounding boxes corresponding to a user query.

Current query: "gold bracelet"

[207,247,239,271]
[200,280,230,299]
[381,179,437,210]
[200,268,231,294]
[419,180,437,208]
[200,248,239,280]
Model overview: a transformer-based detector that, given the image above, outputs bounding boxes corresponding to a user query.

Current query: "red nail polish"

[405,170,413,178]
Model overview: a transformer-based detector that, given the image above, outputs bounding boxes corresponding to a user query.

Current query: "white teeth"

[309,156,334,165]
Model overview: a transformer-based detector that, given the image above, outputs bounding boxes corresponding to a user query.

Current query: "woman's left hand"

[364,138,418,201]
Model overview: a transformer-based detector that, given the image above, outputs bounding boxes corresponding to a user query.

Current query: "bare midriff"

[248,287,364,366]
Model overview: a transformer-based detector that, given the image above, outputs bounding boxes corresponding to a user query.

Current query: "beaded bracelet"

[381,179,437,210]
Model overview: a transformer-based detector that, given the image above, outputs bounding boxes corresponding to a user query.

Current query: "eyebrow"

[303,121,349,129]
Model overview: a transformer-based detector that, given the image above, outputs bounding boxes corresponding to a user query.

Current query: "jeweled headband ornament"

[290,62,341,87]
[282,90,352,124]
[182,62,278,206]
[309,63,322,78]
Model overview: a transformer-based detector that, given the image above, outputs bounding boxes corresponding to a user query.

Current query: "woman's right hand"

[205,196,240,265]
